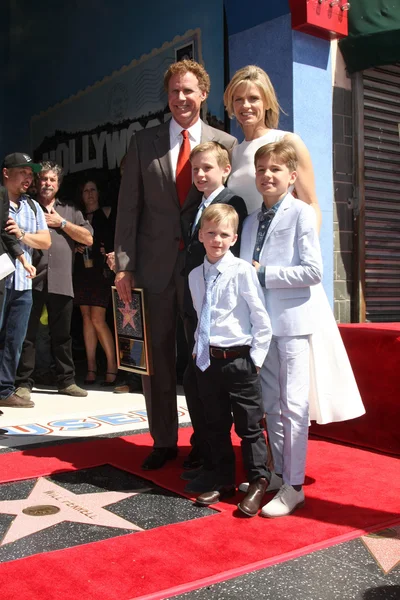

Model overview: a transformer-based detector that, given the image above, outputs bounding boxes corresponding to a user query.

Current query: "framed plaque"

[112,286,152,375]
[175,41,194,62]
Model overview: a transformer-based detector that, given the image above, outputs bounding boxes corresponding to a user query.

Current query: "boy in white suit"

[240,140,323,517]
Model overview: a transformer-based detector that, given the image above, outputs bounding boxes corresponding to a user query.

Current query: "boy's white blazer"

[240,193,323,337]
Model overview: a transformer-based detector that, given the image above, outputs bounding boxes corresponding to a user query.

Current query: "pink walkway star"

[361,526,400,573]
[0,477,150,545]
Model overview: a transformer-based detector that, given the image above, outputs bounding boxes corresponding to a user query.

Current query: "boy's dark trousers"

[196,348,269,485]
[182,310,210,462]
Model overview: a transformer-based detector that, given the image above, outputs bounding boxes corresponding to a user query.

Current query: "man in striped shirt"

[0,153,51,407]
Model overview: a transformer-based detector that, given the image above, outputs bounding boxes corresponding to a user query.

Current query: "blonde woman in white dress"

[224,66,364,448]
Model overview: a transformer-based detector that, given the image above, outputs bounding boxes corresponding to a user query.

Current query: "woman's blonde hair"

[224,65,280,129]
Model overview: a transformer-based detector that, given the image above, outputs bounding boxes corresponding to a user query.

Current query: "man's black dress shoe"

[184,470,219,494]
[180,466,203,481]
[182,456,204,470]
[182,447,204,470]
[195,485,236,506]
[237,477,268,517]
[141,447,178,470]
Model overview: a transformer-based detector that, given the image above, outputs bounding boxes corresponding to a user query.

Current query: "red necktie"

[175,130,192,207]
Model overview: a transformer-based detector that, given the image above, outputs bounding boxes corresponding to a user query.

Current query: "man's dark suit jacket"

[0,186,23,305]
[114,120,237,294]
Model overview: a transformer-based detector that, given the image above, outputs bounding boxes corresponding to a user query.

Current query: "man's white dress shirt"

[169,118,202,181]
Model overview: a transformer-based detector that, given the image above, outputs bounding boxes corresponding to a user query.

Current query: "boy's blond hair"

[189,141,230,169]
[200,203,239,234]
[254,140,298,172]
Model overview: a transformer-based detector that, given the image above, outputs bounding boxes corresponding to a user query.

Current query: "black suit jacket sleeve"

[229,195,248,258]
[0,186,23,259]
[184,191,248,274]
[114,132,143,273]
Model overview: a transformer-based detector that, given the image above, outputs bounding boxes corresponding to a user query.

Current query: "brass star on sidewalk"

[361,526,400,574]
[118,305,138,329]
[0,477,150,545]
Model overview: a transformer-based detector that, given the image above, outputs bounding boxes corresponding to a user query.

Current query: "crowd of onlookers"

[0,152,138,414]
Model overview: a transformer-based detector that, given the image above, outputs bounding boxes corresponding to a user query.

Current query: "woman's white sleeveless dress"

[228,129,365,423]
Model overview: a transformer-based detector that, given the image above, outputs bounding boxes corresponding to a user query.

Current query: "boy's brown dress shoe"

[237,477,268,517]
[195,485,236,506]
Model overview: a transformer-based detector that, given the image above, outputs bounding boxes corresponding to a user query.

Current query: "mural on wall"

[31,29,223,207]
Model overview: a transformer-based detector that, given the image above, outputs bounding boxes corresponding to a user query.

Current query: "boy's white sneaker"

[260,484,305,518]
[239,471,283,494]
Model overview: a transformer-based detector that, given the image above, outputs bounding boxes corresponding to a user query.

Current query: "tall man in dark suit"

[114,60,237,470]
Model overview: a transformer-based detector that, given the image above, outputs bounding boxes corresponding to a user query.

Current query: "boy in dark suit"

[182,141,248,481]
[185,142,247,274]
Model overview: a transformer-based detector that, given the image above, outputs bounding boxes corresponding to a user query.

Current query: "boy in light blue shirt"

[188,203,272,517]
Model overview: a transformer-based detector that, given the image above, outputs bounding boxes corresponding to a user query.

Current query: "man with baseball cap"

[2,153,42,174]
[0,152,51,408]
[0,186,34,364]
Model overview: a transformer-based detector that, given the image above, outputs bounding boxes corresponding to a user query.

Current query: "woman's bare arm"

[284,132,322,232]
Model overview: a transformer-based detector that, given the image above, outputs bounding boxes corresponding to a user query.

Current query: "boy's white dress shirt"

[189,250,272,368]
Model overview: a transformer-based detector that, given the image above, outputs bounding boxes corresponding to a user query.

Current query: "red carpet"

[0,428,399,600]
[311,323,400,456]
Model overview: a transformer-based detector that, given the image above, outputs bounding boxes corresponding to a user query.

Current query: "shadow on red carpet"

[0,427,399,600]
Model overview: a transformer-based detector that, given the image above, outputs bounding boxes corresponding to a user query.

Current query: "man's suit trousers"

[142,250,186,448]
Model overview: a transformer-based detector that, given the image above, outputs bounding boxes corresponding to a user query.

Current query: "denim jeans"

[0,288,32,399]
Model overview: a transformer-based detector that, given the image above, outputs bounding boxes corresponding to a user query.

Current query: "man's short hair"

[164,60,210,95]
[189,142,230,169]
[200,203,239,234]
[38,161,64,186]
[254,140,298,172]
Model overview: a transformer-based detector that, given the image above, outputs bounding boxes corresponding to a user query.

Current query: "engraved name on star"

[0,477,151,545]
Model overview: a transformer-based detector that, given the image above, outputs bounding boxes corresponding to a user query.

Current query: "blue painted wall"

[226,11,334,302]
[1,0,224,158]
[228,15,294,141]
[292,31,333,298]
[225,0,290,35]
